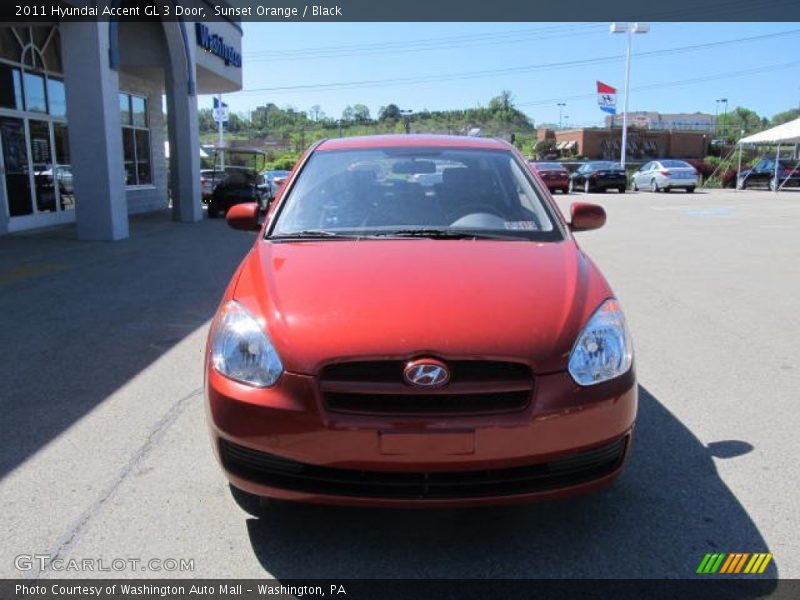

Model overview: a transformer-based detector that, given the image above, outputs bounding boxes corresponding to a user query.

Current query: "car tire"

[229,484,271,517]
[618,186,626,193]
[651,179,660,193]
[584,180,591,194]
[687,186,695,193]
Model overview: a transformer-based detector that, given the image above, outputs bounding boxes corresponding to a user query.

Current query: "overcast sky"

[203,22,800,127]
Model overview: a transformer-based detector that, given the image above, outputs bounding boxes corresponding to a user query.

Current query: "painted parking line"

[682,208,735,216]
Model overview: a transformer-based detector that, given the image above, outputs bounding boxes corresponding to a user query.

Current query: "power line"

[245,25,603,62]
[241,1,798,62]
[243,24,599,59]
[234,29,800,94]
[516,59,800,108]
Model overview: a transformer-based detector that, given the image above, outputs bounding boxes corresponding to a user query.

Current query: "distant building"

[551,127,711,161]
[604,112,715,132]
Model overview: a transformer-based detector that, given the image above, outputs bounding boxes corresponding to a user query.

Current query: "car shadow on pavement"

[246,385,777,582]
[0,212,253,479]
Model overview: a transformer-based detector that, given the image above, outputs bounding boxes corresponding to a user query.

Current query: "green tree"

[770,108,800,126]
[378,104,402,121]
[308,105,324,122]
[716,106,763,142]
[352,104,371,124]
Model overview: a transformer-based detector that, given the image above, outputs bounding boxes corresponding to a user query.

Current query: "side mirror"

[226,202,261,232]
[569,202,606,232]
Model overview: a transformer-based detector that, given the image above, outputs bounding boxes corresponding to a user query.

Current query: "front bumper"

[206,366,637,507]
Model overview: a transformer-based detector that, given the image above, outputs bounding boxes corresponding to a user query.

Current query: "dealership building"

[0,9,242,239]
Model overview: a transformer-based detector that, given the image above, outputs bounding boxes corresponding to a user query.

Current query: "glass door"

[0,116,33,217]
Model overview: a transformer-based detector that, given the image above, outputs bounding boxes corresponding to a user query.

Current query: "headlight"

[568,298,633,386]
[210,301,283,387]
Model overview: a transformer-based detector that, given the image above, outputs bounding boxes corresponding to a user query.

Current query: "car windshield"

[269,147,563,241]
[533,162,564,170]
[660,160,692,168]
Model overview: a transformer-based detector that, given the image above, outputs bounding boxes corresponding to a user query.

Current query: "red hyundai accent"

[205,135,636,512]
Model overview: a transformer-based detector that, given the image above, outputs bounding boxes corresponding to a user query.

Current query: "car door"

[574,165,588,185]
[636,162,651,187]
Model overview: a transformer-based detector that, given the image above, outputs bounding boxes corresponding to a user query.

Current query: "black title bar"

[2,0,800,22]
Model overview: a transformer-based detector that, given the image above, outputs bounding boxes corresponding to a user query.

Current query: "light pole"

[563,115,570,128]
[557,102,566,129]
[716,98,728,140]
[610,22,650,168]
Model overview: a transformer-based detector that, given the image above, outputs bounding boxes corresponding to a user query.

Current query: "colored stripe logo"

[697,553,773,574]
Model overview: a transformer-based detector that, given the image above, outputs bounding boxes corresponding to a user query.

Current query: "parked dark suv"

[737,159,800,190]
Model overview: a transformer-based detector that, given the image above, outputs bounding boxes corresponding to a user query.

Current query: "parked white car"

[631,160,698,193]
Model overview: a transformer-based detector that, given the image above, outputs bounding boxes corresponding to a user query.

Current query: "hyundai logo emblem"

[403,359,450,387]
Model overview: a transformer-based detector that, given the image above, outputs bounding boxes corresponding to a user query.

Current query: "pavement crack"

[27,386,204,579]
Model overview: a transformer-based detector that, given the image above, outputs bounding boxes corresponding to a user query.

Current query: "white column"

[60,22,129,241]
[165,46,202,223]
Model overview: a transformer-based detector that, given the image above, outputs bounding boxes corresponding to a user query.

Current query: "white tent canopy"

[738,117,800,145]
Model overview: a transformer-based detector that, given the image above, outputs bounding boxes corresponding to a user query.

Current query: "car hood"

[231,239,612,374]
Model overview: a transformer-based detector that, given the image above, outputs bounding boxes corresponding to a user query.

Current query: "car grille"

[219,436,628,500]
[319,360,533,416]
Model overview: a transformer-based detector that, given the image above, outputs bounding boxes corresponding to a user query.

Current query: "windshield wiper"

[370,228,525,240]
[269,229,359,240]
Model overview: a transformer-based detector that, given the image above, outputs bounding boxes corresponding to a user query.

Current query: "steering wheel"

[445,203,505,224]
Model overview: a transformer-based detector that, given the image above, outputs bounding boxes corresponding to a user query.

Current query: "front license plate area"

[379,430,475,456]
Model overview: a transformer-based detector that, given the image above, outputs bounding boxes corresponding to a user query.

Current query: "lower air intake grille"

[220,436,628,499]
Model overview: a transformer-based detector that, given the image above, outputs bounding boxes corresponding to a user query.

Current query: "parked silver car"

[631,159,698,193]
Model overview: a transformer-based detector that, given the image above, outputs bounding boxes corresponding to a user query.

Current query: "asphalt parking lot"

[1,188,798,581]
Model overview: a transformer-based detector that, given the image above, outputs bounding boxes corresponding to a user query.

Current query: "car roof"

[317,134,512,152]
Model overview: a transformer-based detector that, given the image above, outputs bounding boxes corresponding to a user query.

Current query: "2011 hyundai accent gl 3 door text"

[205,134,636,510]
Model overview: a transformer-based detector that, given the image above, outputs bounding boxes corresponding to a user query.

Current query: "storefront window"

[0,64,23,110]
[23,71,47,113]
[122,128,136,185]
[53,122,74,210]
[131,96,147,128]
[119,94,131,126]
[119,92,152,186]
[47,78,66,117]
[134,129,151,184]
[29,119,57,212]
[0,28,20,62]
